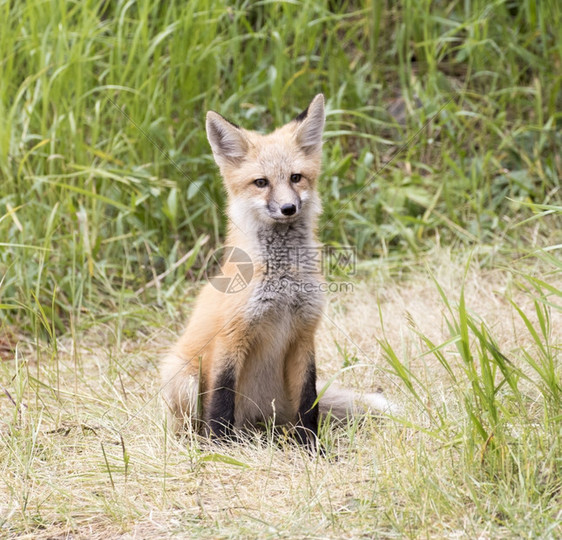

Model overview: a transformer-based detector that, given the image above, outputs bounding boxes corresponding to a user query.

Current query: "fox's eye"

[290,173,302,183]
[254,178,269,188]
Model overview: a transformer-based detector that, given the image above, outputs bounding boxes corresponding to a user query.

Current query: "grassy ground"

[1,0,561,537]
[1,252,560,537]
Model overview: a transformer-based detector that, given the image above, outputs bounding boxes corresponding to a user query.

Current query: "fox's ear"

[294,94,325,155]
[206,111,248,166]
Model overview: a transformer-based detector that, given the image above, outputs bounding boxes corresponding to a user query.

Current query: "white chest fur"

[234,222,325,426]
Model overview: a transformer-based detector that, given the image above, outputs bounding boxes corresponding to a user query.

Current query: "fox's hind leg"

[160,353,200,432]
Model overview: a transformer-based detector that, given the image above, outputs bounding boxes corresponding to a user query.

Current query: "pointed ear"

[206,111,248,166]
[294,94,325,155]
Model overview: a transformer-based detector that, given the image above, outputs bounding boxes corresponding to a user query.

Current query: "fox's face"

[206,95,325,229]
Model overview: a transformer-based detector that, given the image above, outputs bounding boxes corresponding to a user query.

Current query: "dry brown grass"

[1,250,560,538]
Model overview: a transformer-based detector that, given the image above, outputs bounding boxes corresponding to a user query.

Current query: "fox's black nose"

[280,203,297,216]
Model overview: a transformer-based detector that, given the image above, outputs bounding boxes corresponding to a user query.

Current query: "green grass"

[0,0,561,537]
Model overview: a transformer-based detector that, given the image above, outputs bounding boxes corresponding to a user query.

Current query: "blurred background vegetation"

[1,0,561,335]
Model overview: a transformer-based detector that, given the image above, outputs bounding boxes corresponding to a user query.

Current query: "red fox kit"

[161,95,394,449]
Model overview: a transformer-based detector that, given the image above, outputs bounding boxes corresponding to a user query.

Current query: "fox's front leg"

[296,355,319,451]
[205,360,238,440]
[286,340,319,451]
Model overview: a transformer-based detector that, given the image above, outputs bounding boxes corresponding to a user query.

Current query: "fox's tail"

[317,382,398,421]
